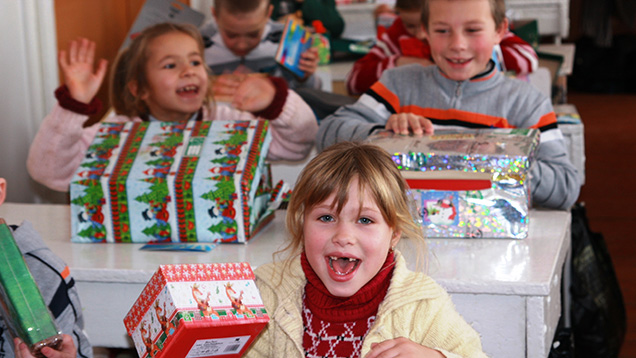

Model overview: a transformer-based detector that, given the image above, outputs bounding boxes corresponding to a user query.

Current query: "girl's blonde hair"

[279,142,426,265]
[109,22,213,118]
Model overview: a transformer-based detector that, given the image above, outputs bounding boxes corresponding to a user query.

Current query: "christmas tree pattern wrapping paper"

[124,262,268,358]
[368,128,540,239]
[70,119,284,244]
[0,220,63,357]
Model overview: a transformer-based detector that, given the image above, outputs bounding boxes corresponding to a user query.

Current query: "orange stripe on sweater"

[370,82,400,111]
[401,107,514,128]
[531,112,557,129]
[61,266,70,280]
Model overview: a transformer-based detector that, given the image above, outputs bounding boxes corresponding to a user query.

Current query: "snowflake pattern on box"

[70,120,283,243]
[368,128,540,239]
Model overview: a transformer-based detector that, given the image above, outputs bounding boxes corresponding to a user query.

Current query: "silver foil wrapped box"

[367,129,540,239]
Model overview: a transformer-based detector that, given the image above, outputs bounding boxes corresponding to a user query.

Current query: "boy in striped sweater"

[0,178,91,358]
[318,0,580,210]
[346,0,538,96]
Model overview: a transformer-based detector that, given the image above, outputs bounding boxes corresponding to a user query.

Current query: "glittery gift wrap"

[367,129,540,239]
[0,220,63,357]
[70,120,285,243]
[124,263,269,358]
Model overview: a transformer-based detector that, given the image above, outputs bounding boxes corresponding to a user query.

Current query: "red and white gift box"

[124,262,268,358]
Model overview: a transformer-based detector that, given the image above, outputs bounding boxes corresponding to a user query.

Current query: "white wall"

[0,0,68,203]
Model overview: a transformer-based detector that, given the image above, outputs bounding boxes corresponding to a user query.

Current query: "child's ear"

[494,17,509,44]
[391,229,402,248]
[421,23,429,39]
[212,7,217,19]
[266,4,273,18]
[0,178,6,206]
[128,81,148,100]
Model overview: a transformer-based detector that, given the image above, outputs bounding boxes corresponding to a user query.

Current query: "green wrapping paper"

[0,219,62,357]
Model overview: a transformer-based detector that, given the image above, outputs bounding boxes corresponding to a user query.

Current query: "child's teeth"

[328,256,359,275]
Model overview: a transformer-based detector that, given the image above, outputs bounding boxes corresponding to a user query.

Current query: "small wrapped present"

[70,119,284,243]
[0,219,63,357]
[368,128,540,239]
[124,263,269,358]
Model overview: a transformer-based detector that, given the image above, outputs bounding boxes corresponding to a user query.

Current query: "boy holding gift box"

[0,178,91,358]
[317,0,580,210]
[201,0,322,97]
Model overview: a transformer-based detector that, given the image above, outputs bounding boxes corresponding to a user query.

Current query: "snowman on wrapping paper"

[423,196,457,226]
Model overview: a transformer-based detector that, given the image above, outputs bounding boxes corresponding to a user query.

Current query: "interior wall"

[0,0,68,204]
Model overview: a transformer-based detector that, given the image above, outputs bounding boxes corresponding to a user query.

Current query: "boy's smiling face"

[214,3,272,57]
[424,0,506,81]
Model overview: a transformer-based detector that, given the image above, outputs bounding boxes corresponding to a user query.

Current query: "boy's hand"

[365,337,445,358]
[59,38,108,104]
[14,335,77,358]
[231,76,276,113]
[298,47,319,80]
[385,113,434,135]
[212,73,244,102]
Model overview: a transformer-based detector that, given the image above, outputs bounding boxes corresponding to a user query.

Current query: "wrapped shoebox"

[70,119,281,243]
[124,262,269,358]
[368,128,540,239]
[0,220,63,356]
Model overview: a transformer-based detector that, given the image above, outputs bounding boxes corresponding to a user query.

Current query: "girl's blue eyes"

[359,217,373,224]
[317,215,373,224]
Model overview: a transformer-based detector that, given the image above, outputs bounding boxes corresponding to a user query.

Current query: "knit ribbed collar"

[301,251,396,323]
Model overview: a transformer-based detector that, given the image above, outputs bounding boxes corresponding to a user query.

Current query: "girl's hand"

[365,337,445,358]
[385,113,434,135]
[14,335,77,358]
[58,38,108,104]
[231,76,276,113]
[298,47,319,80]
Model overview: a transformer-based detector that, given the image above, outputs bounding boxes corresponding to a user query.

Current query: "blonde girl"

[247,141,486,358]
[27,23,317,192]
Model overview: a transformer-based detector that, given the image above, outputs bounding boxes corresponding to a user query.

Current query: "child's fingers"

[68,40,78,64]
[85,40,96,66]
[13,338,32,358]
[95,59,109,83]
[58,50,69,71]
[77,38,89,63]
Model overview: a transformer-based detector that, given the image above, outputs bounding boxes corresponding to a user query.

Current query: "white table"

[0,203,570,357]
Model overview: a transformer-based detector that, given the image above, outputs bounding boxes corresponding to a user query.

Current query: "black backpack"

[550,203,627,357]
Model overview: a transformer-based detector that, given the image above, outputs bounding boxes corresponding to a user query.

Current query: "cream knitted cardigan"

[245,251,487,358]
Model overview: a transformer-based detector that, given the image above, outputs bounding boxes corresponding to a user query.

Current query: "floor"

[567,91,636,357]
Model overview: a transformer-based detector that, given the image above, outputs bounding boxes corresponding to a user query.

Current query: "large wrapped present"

[0,219,63,357]
[368,128,540,239]
[70,119,281,243]
[124,262,268,358]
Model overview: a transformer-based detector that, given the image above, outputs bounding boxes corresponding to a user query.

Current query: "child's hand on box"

[59,38,108,104]
[385,113,435,135]
[231,76,276,113]
[298,47,319,80]
[366,337,445,358]
[14,335,77,358]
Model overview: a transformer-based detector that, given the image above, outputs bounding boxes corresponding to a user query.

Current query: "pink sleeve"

[213,90,318,162]
[27,104,102,192]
